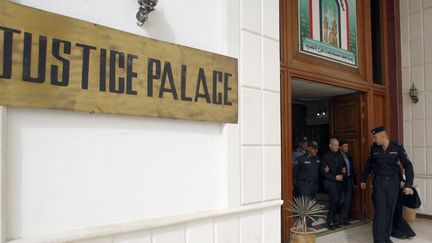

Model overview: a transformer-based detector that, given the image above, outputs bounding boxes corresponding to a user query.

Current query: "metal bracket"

[136,0,158,26]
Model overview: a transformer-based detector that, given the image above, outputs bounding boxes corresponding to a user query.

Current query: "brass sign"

[0,1,238,123]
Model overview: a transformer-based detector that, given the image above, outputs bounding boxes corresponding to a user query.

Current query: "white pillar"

[0,106,7,243]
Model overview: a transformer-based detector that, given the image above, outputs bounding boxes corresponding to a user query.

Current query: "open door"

[329,93,365,220]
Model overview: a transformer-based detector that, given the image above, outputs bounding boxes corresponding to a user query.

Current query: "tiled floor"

[316,218,432,243]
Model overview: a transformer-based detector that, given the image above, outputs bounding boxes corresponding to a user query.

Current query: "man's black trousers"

[341,179,354,222]
[325,181,343,225]
[372,175,399,243]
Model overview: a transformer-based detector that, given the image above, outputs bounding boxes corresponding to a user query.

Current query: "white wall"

[4,0,282,242]
[400,0,432,216]
[6,108,225,238]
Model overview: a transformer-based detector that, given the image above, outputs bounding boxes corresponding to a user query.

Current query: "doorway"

[290,78,366,234]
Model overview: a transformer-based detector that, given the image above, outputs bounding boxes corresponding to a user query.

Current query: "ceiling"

[291,78,356,102]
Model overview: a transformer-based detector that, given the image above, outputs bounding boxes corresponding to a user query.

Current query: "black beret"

[309,141,319,149]
[371,126,386,135]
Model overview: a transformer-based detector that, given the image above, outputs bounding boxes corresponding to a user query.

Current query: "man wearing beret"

[360,126,415,243]
[293,141,321,227]
[294,141,321,199]
[293,136,309,160]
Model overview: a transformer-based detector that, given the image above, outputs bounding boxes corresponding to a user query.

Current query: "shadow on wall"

[140,7,176,44]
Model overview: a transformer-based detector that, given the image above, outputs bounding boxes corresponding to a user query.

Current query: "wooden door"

[329,93,364,220]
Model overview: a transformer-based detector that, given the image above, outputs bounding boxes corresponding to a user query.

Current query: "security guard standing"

[293,141,321,227]
[294,141,321,199]
[321,138,344,230]
[361,126,414,243]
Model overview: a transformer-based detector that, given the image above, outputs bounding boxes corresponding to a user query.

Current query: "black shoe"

[334,222,342,228]
[340,221,351,226]
[385,238,394,243]
[327,223,336,230]
[391,232,408,239]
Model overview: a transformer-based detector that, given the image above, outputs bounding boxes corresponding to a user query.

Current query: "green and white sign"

[299,0,358,67]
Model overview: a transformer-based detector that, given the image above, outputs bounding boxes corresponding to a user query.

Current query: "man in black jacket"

[321,138,344,230]
[294,141,321,200]
[339,140,356,225]
[361,126,414,243]
[293,141,321,227]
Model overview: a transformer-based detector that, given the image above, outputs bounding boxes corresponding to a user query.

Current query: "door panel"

[330,93,364,220]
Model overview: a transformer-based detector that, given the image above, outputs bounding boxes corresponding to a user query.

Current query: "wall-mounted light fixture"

[409,83,419,103]
[136,0,158,26]
[315,107,327,118]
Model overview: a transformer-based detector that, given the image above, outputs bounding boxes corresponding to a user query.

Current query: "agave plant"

[286,196,327,233]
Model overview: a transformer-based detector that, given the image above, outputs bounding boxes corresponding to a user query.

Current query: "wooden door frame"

[280,0,403,241]
[281,71,369,242]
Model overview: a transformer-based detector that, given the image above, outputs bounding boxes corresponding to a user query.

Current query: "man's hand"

[400,181,406,189]
[403,187,414,195]
[324,165,330,173]
[360,182,367,190]
[336,175,343,181]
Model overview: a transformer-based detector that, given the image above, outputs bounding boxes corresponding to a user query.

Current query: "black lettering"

[109,50,125,94]
[51,38,71,86]
[147,58,161,97]
[212,71,223,104]
[159,62,178,99]
[22,32,47,83]
[180,65,192,102]
[100,48,107,91]
[0,26,20,79]
[194,68,211,103]
[76,43,96,89]
[224,73,233,106]
[126,54,138,95]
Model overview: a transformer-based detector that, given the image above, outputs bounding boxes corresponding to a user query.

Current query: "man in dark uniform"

[293,141,320,226]
[294,141,321,199]
[292,137,309,197]
[321,138,344,230]
[360,126,414,243]
[293,136,308,160]
[339,140,356,225]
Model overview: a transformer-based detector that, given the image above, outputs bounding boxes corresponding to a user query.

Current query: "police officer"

[292,137,309,197]
[293,137,308,160]
[293,141,321,227]
[360,126,414,243]
[339,140,356,225]
[294,141,321,199]
[321,138,344,230]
